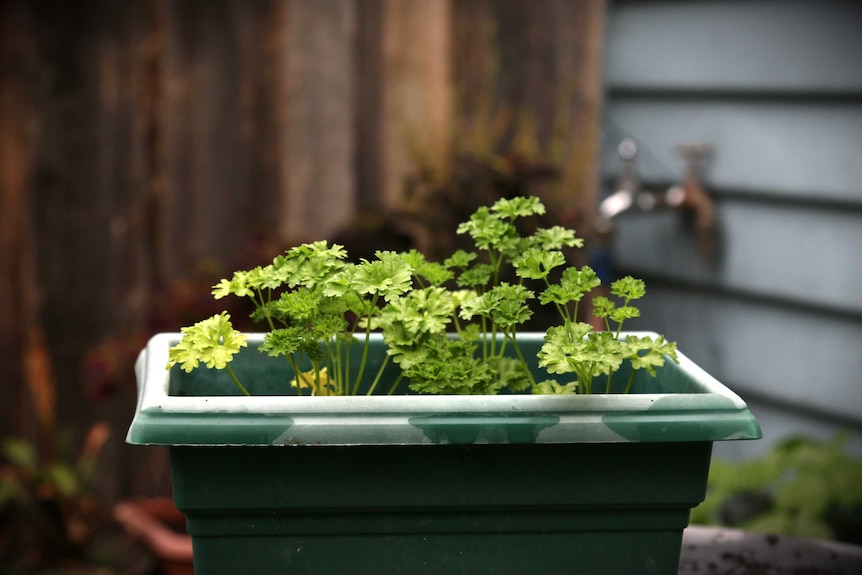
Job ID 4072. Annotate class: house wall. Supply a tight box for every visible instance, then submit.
[602,0,862,458]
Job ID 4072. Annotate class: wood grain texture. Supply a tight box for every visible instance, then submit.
[1,0,608,499]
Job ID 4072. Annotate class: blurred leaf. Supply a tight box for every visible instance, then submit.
[77,423,111,484]
[0,474,19,506]
[1,439,39,473]
[45,464,78,498]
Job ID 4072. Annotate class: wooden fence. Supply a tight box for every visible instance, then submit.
[1,0,604,499]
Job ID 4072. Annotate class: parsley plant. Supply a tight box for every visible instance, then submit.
[167,196,678,395]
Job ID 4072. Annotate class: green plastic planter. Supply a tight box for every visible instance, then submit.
[128,332,760,575]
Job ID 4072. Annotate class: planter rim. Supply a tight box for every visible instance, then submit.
[128,332,761,446]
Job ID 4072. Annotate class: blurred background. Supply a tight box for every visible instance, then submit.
[1,0,861,572]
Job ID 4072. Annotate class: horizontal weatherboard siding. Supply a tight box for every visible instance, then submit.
[606,0,862,92]
[602,99,862,203]
[603,0,862,455]
[625,286,862,426]
[612,201,862,314]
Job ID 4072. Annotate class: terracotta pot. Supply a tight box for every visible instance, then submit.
[114,497,194,575]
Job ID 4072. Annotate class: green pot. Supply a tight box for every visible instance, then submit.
[128,332,760,575]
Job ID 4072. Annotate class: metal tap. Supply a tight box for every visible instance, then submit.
[598,138,640,220]
[598,139,717,261]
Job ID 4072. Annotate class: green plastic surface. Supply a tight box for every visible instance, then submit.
[171,441,712,575]
[127,332,761,574]
[128,332,761,446]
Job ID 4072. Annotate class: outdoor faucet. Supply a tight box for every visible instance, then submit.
[598,139,717,261]
[675,142,717,260]
[598,138,641,220]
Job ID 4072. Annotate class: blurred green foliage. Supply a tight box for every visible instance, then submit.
[691,433,862,544]
[0,424,111,575]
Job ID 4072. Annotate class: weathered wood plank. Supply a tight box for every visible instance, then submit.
[0,0,32,439]
[448,0,606,218]
[232,1,286,245]
[354,0,384,212]
[379,0,451,209]
[280,0,356,242]
[606,0,862,92]
[18,0,168,501]
[155,0,290,277]
[27,0,115,437]
[3,0,611,501]
[162,0,249,276]
[89,0,159,502]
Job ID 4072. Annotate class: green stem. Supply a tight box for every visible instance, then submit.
[543,278,568,323]
[480,315,490,358]
[615,297,630,339]
[285,354,305,396]
[489,250,503,357]
[386,373,404,395]
[607,320,630,394]
[351,295,379,395]
[343,337,351,396]
[256,291,276,331]
[509,333,537,390]
[555,300,567,323]
[312,362,321,395]
[624,370,636,394]
[325,339,338,396]
[226,365,250,396]
[497,330,509,356]
[490,322,498,357]
[582,366,594,395]
[337,338,348,396]
[365,355,391,396]
[452,312,463,336]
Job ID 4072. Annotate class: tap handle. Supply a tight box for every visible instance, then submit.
[618,138,638,160]
[676,142,713,183]
[674,143,717,263]
[616,138,640,193]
